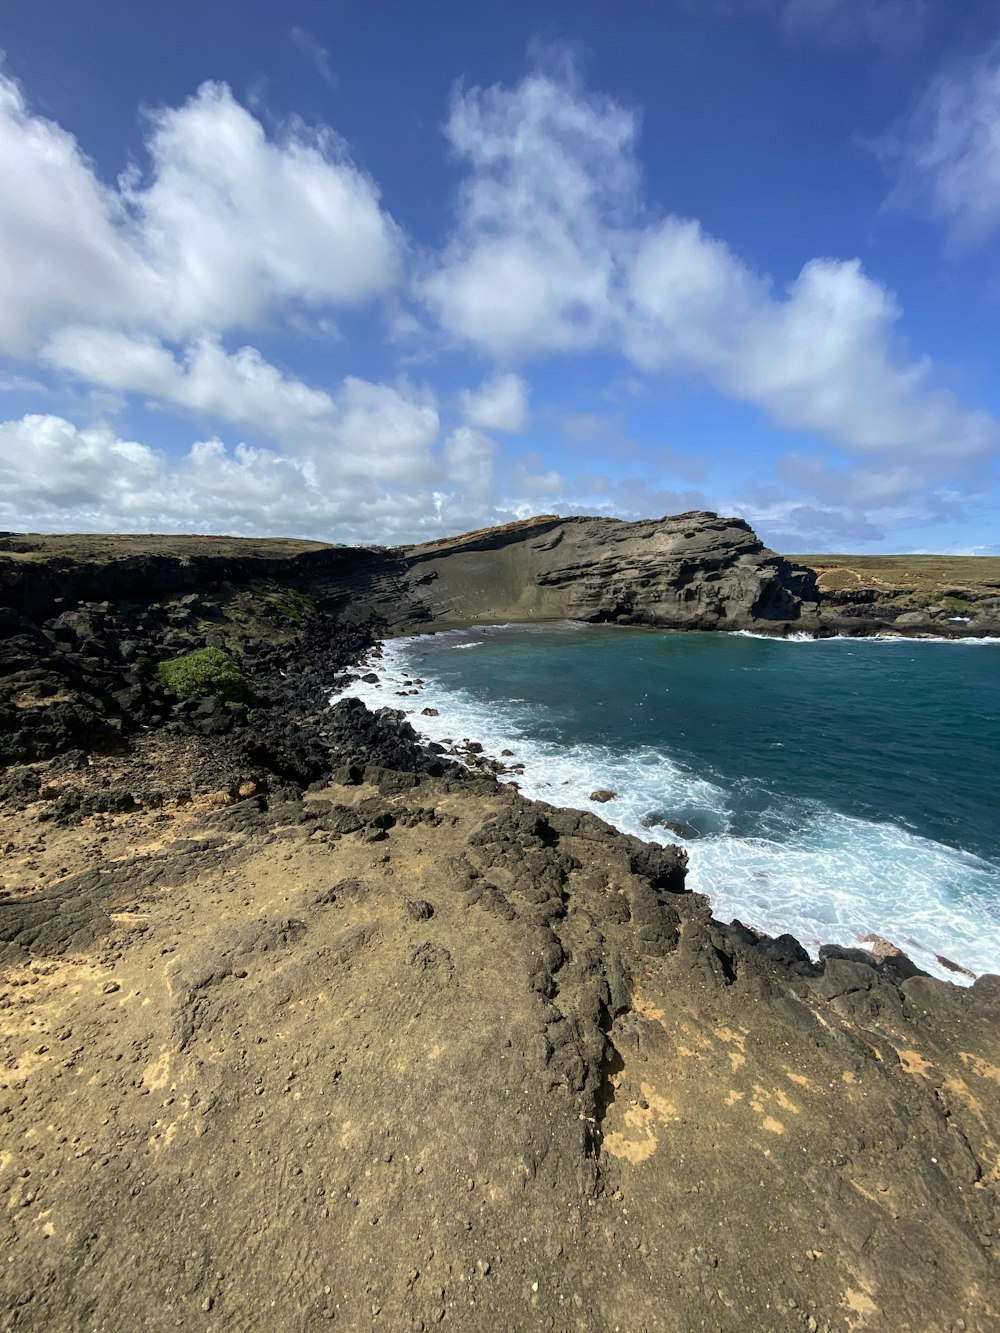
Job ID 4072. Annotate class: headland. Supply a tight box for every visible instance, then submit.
[2,516,999,1331]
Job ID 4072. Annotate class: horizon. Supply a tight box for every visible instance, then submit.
[1,1,999,554]
[6,509,1000,561]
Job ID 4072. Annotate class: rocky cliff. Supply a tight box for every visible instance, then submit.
[1,530,999,1330]
[372,512,820,632]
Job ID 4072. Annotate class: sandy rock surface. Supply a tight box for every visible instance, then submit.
[2,728,999,1331]
[1,525,999,1331]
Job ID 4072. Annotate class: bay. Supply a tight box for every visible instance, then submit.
[338,624,1000,983]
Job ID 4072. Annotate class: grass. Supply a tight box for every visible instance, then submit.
[262,587,316,623]
[789,554,1000,608]
[0,534,331,566]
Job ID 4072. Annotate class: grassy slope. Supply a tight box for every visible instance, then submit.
[790,554,1000,610]
[0,534,331,564]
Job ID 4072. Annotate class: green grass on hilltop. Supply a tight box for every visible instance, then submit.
[790,554,1000,605]
[0,534,330,565]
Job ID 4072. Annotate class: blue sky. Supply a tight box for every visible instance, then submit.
[1,0,999,552]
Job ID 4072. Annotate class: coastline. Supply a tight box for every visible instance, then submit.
[3,527,1000,1327]
[390,613,1000,642]
[337,625,1000,984]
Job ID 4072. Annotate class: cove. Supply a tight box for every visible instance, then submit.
[341,623,1000,983]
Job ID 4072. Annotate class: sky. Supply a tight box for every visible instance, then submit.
[1,1,999,553]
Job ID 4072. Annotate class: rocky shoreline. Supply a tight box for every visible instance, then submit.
[2,523,1000,1330]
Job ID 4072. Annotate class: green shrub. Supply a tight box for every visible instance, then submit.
[264,588,316,623]
[155,647,254,703]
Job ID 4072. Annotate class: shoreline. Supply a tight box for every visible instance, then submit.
[391,614,1000,643]
[338,625,1000,985]
[3,527,1000,1326]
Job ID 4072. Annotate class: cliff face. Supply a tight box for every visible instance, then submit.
[2,531,1000,1329]
[0,533,375,621]
[792,553,1000,639]
[381,512,820,631]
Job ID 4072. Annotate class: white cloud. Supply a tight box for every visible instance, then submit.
[0,371,48,395]
[508,453,566,499]
[290,27,336,88]
[741,497,888,550]
[422,63,998,525]
[128,82,401,334]
[0,71,401,356]
[3,57,997,551]
[43,327,440,484]
[418,64,635,359]
[877,44,1000,247]
[458,372,529,432]
[0,415,163,520]
[331,377,440,485]
[442,426,495,496]
[0,412,451,541]
[0,75,146,357]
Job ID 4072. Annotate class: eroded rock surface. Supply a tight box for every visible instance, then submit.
[379,512,820,631]
[1,529,999,1330]
[2,719,999,1331]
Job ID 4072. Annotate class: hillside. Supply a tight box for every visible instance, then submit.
[0,521,998,1330]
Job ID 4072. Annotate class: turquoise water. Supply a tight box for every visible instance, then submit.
[338,624,1000,982]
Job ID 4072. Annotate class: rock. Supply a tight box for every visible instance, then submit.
[894,611,932,628]
[589,790,617,803]
[0,533,999,1333]
[392,513,817,632]
[420,707,439,716]
[936,953,976,979]
[641,814,700,839]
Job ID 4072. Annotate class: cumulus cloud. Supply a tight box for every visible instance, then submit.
[458,372,529,432]
[3,57,996,549]
[442,426,496,496]
[743,498,888,551]
[422,62,998,529]
[508,453,566,499]
[43,327,441,485]
[0,416,163,523]
[0,413,458,541]
[43,328,336,438]
[418,63,636,359]
[330,377,440,485]
[631,242,996,462]
[0,71,401,356]
[877,44,1000,247]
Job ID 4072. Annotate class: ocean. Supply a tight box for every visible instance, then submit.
[335,623,1000,984]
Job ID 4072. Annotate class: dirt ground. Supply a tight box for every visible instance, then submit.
[2,732,999,1333]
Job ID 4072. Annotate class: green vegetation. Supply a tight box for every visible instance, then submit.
[790,554,1000,610]
[155,647,254,703]
[0,533,331,566]
[263,586,316,623]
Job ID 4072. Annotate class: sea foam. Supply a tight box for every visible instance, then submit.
[332,631,1000,984]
